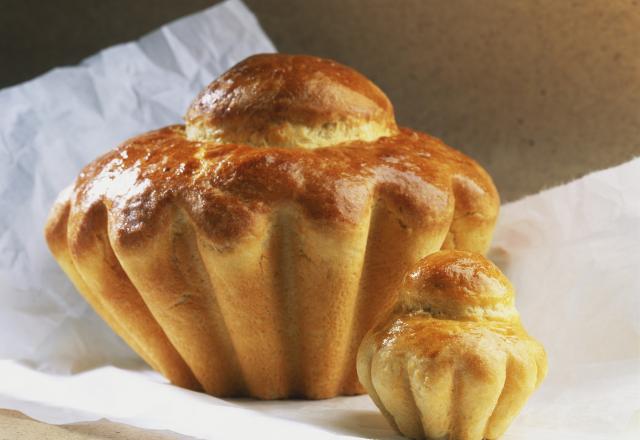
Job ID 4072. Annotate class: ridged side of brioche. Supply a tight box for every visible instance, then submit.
[44,128,497,398]
[357,251,547,438]
[45,190,202,391]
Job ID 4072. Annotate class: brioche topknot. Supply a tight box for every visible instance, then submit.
[185,54,398,148]
[398,250,519,322]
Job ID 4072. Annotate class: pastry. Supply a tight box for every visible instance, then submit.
[45,54,499,399]
[357,250,547,439]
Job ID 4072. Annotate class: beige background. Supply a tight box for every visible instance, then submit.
[1,1,638,438]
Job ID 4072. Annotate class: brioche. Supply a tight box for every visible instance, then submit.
[45,54,499,399]
[357,250,547,439]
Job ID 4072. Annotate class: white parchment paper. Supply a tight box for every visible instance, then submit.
[0,1,638,438]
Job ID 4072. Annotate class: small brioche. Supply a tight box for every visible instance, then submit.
[357,250,547,439]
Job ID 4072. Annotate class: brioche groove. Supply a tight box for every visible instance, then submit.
[69,203,160,374]
[295,205,372,397]
[485,355,517,438]
[45,54,500,399]
[64,202,201,390]
[402,358,424,439]
[179,208,247,395]
[273,208,301,396]
[196,211,292,398]
[112,205,246,395]
[407,354,455,437]
[44,198,158,372]
[339,199,381,393]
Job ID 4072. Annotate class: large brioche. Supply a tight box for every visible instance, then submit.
[45,54,499,399]
[357,250,547,439]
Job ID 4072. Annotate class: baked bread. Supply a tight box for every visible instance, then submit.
[357,250,547,439]
[45,54,499,399]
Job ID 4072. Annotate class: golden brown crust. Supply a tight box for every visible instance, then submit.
[45,54,500,399]
[398,250,517,322]
[357,250,547,439]
[65,126,497,250]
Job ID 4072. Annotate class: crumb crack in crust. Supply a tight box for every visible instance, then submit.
[45,54,499,399]
[357,250,547,439]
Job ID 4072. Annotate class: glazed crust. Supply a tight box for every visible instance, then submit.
[45,54,499,399]
[185,54,397,148]
[357,251,547,439]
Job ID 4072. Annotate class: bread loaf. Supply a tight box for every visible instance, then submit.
[45,54,499,399]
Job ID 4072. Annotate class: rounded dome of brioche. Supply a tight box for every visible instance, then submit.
[398,250,518,322]
[185,54,398,148]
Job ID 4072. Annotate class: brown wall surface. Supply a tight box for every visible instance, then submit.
[1,0,639,201]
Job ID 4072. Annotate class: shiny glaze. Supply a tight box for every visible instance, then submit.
[186,54,395,131]
[398,250,517,321]
[370,250,538,366]
[67,126,496,249]
[374,314,531,360]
